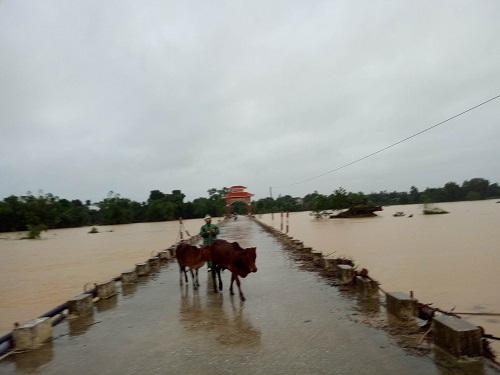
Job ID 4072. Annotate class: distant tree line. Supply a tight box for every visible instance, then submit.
[252,178,500,213]
[0,178,498,233]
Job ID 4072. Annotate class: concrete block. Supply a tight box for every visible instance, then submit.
[148,256,160,267]
[136,262,150,276]
[323,257,337,269]
[311,250,323,263]
[337,264,354,283]
[168,245,176,257]
[278,234,289,242]
[433,314,482,358]
[13,317,52,350]
[159,250,171,260]
[302,246,312,253]
[166,248,175,258]
[355,276,378,297]
[292,240,304,250]
[67,293,94,317]
[121,269,138,284]
[385,292,417,321]
[96,279,117,299]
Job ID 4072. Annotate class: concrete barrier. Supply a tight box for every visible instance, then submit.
[13,317,52,350]
[96,280,117,299]
[148,256,160,267]
[168,245,177,257]
[67,293,94,317]
[159,250,171,260]
[385,292,417,321]
[355,276,379,298]
[432,314,482,358]
[166,245,175,256]
[135,262,150,276]
[337,264,354,283]
[121,269,138,284]
[323,257,337,269]
[311,250,323,263]
[279,234,291,244]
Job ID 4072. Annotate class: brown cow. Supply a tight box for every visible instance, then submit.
[209,239,257,301]
[176,242,211,289]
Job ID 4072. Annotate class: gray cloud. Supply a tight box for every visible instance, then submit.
[1,0,499,203]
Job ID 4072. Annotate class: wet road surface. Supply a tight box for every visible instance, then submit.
[1,217,496,374]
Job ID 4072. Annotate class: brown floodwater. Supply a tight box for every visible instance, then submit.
[0,217,207,335]
[258,199,500,353]
[1,201,499,354]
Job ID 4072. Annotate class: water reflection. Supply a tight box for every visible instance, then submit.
[149,265,161,275]
[95,295,118,312]
[356,293,380,313]
[68,314,94,336]
[179,285,261,347]
[10,342,54,374]
[121,283,138,297]
[433,347,485,375]
[223,217,255,248]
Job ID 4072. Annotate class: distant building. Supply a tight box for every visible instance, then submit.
[223,185,254,217]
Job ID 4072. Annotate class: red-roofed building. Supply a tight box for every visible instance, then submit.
[223,185,254,217]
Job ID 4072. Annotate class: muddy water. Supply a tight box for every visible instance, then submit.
[259,199,500,353]
[0,217,208,335]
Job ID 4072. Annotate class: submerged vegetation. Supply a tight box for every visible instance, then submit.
[0,178,498,233]
[21,224,48,239]
[423,208,449,215]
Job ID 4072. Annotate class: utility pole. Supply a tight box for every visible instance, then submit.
[270,187,274,220]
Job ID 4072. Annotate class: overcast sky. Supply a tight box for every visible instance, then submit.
[1,1,499,203]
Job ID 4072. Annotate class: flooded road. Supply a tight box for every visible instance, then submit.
[0,217,206,334]
[259,199,500,354]
[2,216,492,374]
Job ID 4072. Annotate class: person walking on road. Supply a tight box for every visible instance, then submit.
[200,214,219,271]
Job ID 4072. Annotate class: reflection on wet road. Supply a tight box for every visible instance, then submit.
[179,286,261,348]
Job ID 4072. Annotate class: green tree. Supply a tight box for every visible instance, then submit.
[442,182,461,202]
[165,190,186,218]
[462,178,489,200]
[309,193,329,211]
[488,183,500,198]
[148,190,165,202]
[398,192,409,205]
[273,195,300,212]
[230,201,248,215]
[0,195,26,231]
[329,187,349,210]
[252,197,276,214]
[24,224,48,239]
[192,197,217,217]
[97,192,134,225]
[409,186,420,204]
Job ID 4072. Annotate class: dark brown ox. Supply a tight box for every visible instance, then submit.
[176,242,211,289]
[210,239,257,301]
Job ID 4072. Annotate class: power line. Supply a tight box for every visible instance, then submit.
[271,93,500,189]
